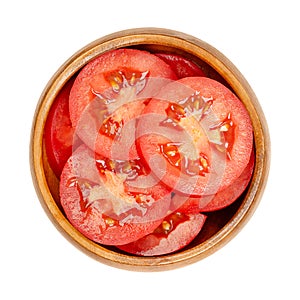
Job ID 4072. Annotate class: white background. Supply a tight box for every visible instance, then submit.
[1,0,299,299]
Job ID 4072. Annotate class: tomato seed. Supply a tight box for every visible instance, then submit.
[105,217,116,227]
[162,220,172,233]
[210,113,235,160]
[160,142,210,177]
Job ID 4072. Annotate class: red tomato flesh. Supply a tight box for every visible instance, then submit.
[117,212,206,256]
[60,145,171,245]
[136,77,253,197]
[136,98,213,197]
[155,53,206,78]
[44,78,81,178]
[173,149,255,213]
[69,49,177,160]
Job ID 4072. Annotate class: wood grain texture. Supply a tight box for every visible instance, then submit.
[30,28,270,271]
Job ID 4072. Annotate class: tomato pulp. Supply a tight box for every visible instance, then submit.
[172,150,255,213]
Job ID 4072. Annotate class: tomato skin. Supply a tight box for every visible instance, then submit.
[155,53,206,78]
[69,49,177,160]
[173,150,255,213]
[60,145,171,245]
[117,212,206,256]
[44,78,81,178]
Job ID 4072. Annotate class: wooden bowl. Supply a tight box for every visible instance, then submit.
[30,28,270,271]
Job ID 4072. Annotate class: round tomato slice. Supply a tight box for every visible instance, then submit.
[69,48,177,160]
[155,53,206,78]
[137,77,253,197]
[60,145,171,245]
[44,77,81,178]
[173,149,255,213]
[117,212,206,256]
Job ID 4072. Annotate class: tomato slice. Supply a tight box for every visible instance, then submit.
[155,53,230,87]
[173,149,255,213]
[117,212,206,256]
[136,77,253,197]
[69,49,177,160]
[60,145,171,245]
[44,77,81,178]
[155,53,206,78]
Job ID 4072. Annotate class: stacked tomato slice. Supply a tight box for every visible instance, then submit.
[44,48,254,256]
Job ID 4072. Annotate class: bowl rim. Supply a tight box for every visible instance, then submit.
[30,27,271,271]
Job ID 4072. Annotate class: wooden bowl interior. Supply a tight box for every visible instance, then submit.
[31,29,270,271]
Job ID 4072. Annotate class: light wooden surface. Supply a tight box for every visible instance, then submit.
[30,28,270,271]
